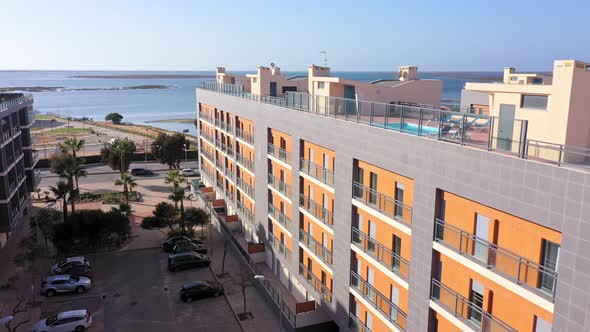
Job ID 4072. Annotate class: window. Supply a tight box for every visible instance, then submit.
[521,94,548,110]
[369,172,378,205]
[534,316,552,332]
[468,280,484,325]
[394,183,405,217]
[252,77,257,83]
[539,240,560,292]
[392,235,402,270]
[317,82,325,89]
[510,76,518,81]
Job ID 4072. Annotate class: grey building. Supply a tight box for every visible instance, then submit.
[0,93,39,247]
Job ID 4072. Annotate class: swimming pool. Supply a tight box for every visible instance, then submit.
[375,122,440,135]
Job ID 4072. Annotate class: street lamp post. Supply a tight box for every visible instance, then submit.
[182,129,190,163]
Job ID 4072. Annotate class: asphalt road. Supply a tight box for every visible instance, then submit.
[40,248,242,332]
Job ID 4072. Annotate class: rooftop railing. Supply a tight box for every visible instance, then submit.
[350,271,407,330]
[300,158,334,186]
[268,204,292,230]
[349,312,372,332]
[351,227,409,280]
[299,193,334,227]
[352,182,412,226]
[198,82,590,171]
[236,153,255,172]
[434,219,557,297]
[299,228,333,266]
[268,142,290,163]
[0,94,32,112]
[299,263,332,303]
[431,279,516,332]
[267,173,291,197]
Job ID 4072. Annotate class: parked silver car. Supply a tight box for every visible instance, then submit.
[51,256,90,274]
[41,274,92,297]
[32,309,93,332]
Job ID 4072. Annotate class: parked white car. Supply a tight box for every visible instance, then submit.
[182,168,199,177]
[32,309,92,332]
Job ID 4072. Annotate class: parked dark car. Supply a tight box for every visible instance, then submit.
[168,252,210,272]
[56,265,95,279]
[162,236,204,252]
[179,280,224,302]
[172,242,207,255]
[131,168,154,176]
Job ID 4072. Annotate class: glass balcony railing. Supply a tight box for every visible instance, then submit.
[351,227,409,280]
[298,263,332,303]
[299,194,333,226]
[199,112,214,124]
[350,271,407,330]
[267,143,289,163]
[352,182,412,226]
[434,219,558,297]
[200,166,213,180]
[349,312,372,332]
[200,131,215,145]
[300,158,334,187]
[431,279,516,332]
[299,228,333,266]
[33,169,41,189]
[215,159,224,170]
[31,150,39,166]
[236,200,254,223]
[268,204,292,230]
[236,153,255,172]
[200,149,214,162]
[267,173,291,197]
[235,127,254,145]
[236,177,255,199]
[267,233,292,261]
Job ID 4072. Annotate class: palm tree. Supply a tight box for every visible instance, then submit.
[60,138,85,189]
[55,155,87,213]
[168,187,189,232]
[114,173,137,206]
[164,170,186,208]
[112,139,136,176]
[50,181,70,222]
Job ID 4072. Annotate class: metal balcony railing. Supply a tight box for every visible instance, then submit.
[430,279,516,332]
[268,204,292,230]
[267,233,292,261]
[267,143,289,163]
[352,182,412,226]
[236,153,255,172]
[351,227,409,280]
[298,263,332,303]
[299,229,333,266]
[236,127,254,145]
[349,312,372,332]
[300,158,334,186]
[0,94,31,112]
[350,271,407,330]
[236,177,255,199]
[299,194,333,226]
[434,219,558,297]
[267,173,291,197]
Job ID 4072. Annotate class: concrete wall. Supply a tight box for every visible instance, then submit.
[197,88,590,332]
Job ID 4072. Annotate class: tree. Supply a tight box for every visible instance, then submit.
[50,153,86,213]
[151,133,190,169]
[101,138,136,175]
[168,188,191,232]
[105,112,123,124]
[59,138,85,189]
[49,181,70,222]
[164,170,186,208]
[3,296,30,332]
[185,207,209,238]
[153,202,178,230]
[114,173,137,206]
[112,202,133,218]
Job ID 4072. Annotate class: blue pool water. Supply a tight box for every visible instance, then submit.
[382,122,440,135]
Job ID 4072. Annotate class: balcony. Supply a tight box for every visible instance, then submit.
[215,159,224,170]
[267,173,291,197]
[199,112,214,124]
[434,219,557,297]
[201,166,213,180]
[225,187,235,203]
[299,194,333,227]
[220,120,234,134]
[268,204,292,230]
[30,150,39,167]
[349,312,372,332]
[430,279,516,332]
[27,109,35,125]
[236,177,255,199]
[350,271,407,330]
[268,143,289,163]
[236,127,254,145]
[200,132,215,145]
[351,227,409,280]
[298,263,332,303]
[267,233,292,261]
[33,169,41,189]
[236,200,254,223]
[214,117,220,127]
[200,148,214,162]
[299,228,333,266]
[300,158,334,187]
[236,153,255,172]
[223,166,232,177]
[352,182,412,227]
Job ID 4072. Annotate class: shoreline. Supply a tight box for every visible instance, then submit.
[0,85,173,93]
[70,74,215,79]
[144,118,195,124]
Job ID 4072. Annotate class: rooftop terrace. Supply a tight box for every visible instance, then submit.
[199,82,590,172]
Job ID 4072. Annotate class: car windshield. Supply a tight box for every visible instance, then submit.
[183,281,204,289]
[46,315,58,325]
[57,259,67,267]
[70,276,80,282]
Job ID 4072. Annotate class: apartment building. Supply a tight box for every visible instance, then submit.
[0,93,39,248]
[462,60,590,165]
[196,63,590,332]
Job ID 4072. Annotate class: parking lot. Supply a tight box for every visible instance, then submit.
[40,248,242,332]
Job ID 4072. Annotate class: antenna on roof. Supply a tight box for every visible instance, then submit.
[320,50,328,67]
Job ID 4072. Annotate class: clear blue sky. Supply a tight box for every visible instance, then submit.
[2,0,589,71]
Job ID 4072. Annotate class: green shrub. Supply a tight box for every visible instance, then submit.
[141,216,160,229]
[167,228,194,238]
[102,191,141,204]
